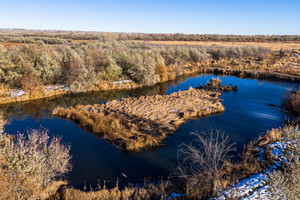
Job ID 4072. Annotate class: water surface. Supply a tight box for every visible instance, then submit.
[2,74,298,189]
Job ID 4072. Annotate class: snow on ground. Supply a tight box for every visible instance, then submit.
[10,89,26,97]
[44,84,69,92]
[216,173,269,200]
[215,140,289,200]
[112,80,133,84]
[1,84,69,98]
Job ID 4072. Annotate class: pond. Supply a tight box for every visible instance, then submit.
[1,74,298,189]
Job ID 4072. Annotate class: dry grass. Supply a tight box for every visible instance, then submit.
[268,124,300,199]
[175,127,286,199]
[221,128,283,184]
[285,88,300,116]
[143,40,300,51]
[177,130,236,199]
[53,88,224,151]
[60,181,173,200]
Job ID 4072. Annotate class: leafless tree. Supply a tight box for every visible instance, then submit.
[177,129,235,198]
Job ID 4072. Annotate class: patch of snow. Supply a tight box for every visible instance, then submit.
[216,173,268,200]
[10,90,26,97]
[244,185,275,200]
[268,141,288,169]
[215,140,290,200]
[112,80,133,85]
[44,84,69,92]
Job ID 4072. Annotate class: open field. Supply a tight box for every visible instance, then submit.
[143,40,300,51]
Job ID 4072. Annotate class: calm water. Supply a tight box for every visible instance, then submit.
[1,74,298,189]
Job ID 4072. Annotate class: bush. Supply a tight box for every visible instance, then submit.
[60,47,97,92]
[0,128,72,187]
[177,130,235,199]
[97,60,123,81]
[285,88,300,116]
[21,74,44,95]
[189,48,209,63]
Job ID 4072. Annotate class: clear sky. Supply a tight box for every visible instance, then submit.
[0,0,299,35]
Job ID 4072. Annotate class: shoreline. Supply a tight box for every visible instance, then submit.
[0,65,299,106]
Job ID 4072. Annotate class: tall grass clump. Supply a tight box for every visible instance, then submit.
[285,88,300,116]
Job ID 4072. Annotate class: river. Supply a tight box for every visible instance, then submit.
[1,73,298,189]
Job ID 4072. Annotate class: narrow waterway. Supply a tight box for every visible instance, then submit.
[1,74,298,189]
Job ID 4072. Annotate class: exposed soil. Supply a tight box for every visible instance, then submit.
[53,87,224,151]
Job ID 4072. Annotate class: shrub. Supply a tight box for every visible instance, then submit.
[60,47,97,92]
[0,128,72,187]
[177,130,235,199]
[21,74,44,96]
[285,88,300,116]
[189,48,209,63]
[97,60,123,81]
[126,51,160,85]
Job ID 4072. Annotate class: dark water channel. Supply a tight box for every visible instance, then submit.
[1,74,298,189]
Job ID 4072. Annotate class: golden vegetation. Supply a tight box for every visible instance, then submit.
[177,125,298,199]
[53,87,224,151]
[60,181,173,200]
[198,78,238,92]
[269,124,300,199]
[285,88,300,116]
[144,40,300,51]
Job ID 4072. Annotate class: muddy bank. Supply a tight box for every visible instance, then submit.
[53,87,224,151]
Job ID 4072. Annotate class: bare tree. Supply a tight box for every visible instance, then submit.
[177,129,235,198]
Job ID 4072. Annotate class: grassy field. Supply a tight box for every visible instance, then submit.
[142,40,300,51]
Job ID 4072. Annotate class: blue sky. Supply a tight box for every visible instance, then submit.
[0,0,299,35]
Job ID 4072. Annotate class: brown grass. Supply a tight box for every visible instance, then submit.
[285,88,300,116]
[54,87,225,151]
[220,128,283,187]
[60,181,173,200]
[143,40,300,51]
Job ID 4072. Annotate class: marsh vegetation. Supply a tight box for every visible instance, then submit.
[1,30,300,199]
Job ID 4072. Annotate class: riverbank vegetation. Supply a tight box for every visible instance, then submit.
[0,111,299,199]
[1,31,299,100]
[0,40,272,91]
[0,115,72,199]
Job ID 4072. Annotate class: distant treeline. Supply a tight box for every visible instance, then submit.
[1,29,300,44]
[0,40,270,92]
